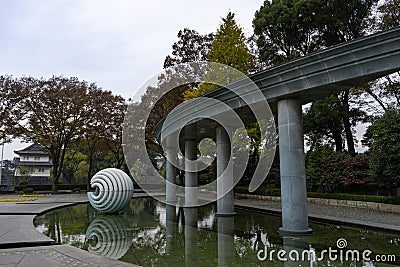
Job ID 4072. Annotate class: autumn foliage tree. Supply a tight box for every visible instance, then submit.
[80,89,127,188]
[184,12,252,100]
[128,27,215,160]
[0,75,24,144]
[12,76,125,192]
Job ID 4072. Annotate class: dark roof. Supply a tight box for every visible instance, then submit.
[14,161,53,166]
[13,157,52,166]
[14,143,48,155]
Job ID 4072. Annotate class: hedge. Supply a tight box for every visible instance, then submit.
[14,184,88,192]
[234,186,400,205]
[235,186,280,197]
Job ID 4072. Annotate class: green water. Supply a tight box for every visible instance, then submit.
[34,197,399,266]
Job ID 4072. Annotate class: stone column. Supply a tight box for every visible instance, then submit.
[277,99,312,234]
[166,145,177,205]
[216,127,235,216]
[185,140,198,207]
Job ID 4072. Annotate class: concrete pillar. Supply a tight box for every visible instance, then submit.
[185,140,198,207]
[217,216,235,266]
[277,99,312,234]
[166,147,177,205]
[216,127,235,216]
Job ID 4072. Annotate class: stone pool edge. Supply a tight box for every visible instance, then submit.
[0,194,138,267]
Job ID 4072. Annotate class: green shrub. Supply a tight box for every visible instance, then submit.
[305,146,369,192]
[235,186,281,196]
[15,184,87,192]
[235,186,400,205]
[22,188,34,194]
[306,145,333,191]
[58,184,87,191]
[367,109,400,188]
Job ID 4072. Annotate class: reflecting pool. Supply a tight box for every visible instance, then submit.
[34,197,400,266]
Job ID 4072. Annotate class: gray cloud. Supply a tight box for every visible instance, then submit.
[0,0,264,159]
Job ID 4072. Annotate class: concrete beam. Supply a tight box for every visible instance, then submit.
[155,27,400,141]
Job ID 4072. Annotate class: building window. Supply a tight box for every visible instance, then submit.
[23,156,29,161]
[38,168,45,173]
[34,157,41,161]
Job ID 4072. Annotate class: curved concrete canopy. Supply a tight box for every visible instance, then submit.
[155,27,400,141]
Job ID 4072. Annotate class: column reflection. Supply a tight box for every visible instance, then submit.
[165,204,177,255]
[184,207,198,265]
[282,236,312,267]
[217,216,235,266]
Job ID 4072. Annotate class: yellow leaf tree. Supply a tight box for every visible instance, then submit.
[183,12,252,100]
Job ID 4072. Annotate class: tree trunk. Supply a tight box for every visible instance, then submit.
[332,128,343,152]
[86,152,94,191]
[51,149,60,193]
[342,90,356,156]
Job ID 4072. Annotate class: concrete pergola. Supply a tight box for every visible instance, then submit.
[155,27,400,235]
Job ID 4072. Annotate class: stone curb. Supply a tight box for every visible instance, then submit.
[235,193,400,214]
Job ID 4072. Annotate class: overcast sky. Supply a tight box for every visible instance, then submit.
[0,0,265,159]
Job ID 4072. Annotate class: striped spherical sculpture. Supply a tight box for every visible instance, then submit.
[87,168,134,213]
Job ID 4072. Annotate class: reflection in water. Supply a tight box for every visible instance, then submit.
[165,204,177,255]
[218,216,235,266]
[184,207,198,265]
[282,236,312,267]
[34,198,400,266]
[85,215,132,259]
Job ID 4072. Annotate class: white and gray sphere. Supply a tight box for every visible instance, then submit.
[87,168,134,213]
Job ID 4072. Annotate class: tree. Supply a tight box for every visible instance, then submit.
[208,12,252,73]
[15,165,32,186]
[163,28,214,69]
[367,0,400,32]
[126,28,214,164]
[253,0,321,66]
[0,75,24,144]
[366,109,400,188]
[15,76,115,192]
[316,0,377,46]
[303,96,345,152]
[253,0,375,154]
[61,150,88,184]
[304,93,367,153]
[104,99,127,169]
[315,0,376,154]
[315,0,377,155]
[183,12,252,100]
[79,89,127,188]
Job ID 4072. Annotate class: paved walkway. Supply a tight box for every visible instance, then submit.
[0,193,399,267]
[235,196,400,232]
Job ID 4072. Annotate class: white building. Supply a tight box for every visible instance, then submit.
[14,143,52,184]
